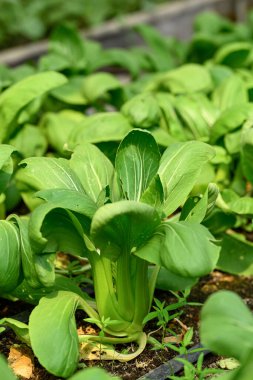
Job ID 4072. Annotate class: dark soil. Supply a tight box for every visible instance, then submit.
[0,271,253,380]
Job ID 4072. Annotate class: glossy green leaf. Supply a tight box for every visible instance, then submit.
[0,71,67,142]
[0,220,21,293]
[70,144,114,203]
[115,129,160,201]
[180,183,219,223]
[200,290,253,362]
[29,291,82,378]
[158,141,215,215]
[91,200,160,260]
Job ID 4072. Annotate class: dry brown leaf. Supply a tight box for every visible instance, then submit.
[8,346,33,379]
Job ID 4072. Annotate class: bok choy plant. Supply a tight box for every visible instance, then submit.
[4,129,220,377]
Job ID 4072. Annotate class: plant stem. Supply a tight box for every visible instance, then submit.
[116,248,135,322]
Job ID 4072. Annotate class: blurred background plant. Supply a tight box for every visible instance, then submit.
[0,0,168,49]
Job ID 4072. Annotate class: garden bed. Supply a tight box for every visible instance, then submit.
[1,271,253,380]
[0,0,250,66]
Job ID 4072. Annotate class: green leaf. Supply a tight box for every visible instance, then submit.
[121,93,161,128]
[9,124,47,158]
[29,189,97,255]
[0,71,67,142]
[0,318,29,344]
[173,95,210,141]
[16,156,84,209]
[158,141,215,215]
[69,144,114,203]
[51,77,88,105]
[49,25,86,71]
[115,129,160,201]
[228,197,253,215]
[214,42,252,68]
[241,127,253,184]
[41,110,86,156]
[69,112,132,145]
[217,232,253,275]
[69,367,121,380]
[0,355,17,380]
[141,174,164,209]
[162,64,213,94]
[29,291,82,377]
[154,267,197,292]
[91,200,160,260]
[159,221,219,277]
[200,290,253,362]
[82,73,121,102]
[0,220,21,293]
[180,183,219,223]
[209,104,253,144]
[0,144,16,194]
[8,215,42,288]
[212,74,248,111]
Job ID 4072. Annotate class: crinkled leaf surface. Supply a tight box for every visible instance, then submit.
[115,129,160,201]
[29,291,82,378]
[158,141,215,216]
